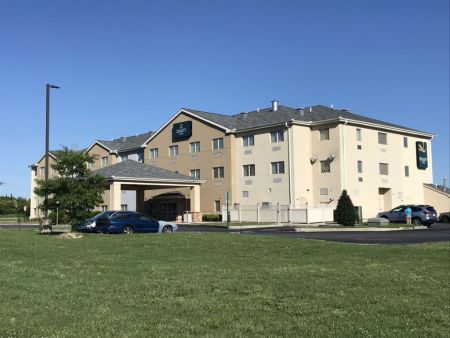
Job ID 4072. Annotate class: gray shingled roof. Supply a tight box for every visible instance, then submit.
[97,131,154,152]
[424,183,450,196]
[183,105,426,134]
[93,159,199,181]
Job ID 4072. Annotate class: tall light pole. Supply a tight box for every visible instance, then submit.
[44,83,60,217]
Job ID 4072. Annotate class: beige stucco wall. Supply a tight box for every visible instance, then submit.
[423,186,450,214]
[30,156,58,219]
[144,112,232,213]
[86,144,118,170]
[232,127,290,206]
[340,123,433,219]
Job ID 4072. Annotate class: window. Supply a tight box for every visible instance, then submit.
[137,153,144,163]
[120,155,128,162]
[357,161,363,174]
[87,162,93,170]
[271,130,284,143]
[213,166,224,178]
[169,145,178,157]
[150,148,159,159]
[403,137,408,148]
[121,204,128,211]
[320,188,328,195]
[190,169,200,179]
[271,161,285,174]
[319,128,330,140]
[243,135,255,147]
[39,167,46,176]
[101,205,107,212]
[212,138,224,150]
[320,160,330,173]
[242,191,249,198]
[190,141,200,153]
[378,132,387,145]
[404,165,410,177]
[101,156,108,167]
[356,128,362,142]
[214,200,221,212]
[243,164,255,176]
[379,163,389,175]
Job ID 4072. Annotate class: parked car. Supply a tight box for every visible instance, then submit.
[438,212,450,223]
[377,205,438,226]
[95,211,178,234]
[77,211,119,232]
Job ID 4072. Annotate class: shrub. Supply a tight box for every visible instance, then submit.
[48,211,71,225]
[202,214,222,222]
[335,190,357,226]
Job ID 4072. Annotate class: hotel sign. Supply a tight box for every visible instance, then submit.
[172,121,192,141]
[416,141,428,170]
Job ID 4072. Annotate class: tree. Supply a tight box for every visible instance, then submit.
[34,147,106,225]
[335,190,357,226]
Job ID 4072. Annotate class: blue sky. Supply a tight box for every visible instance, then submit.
[0,0,448,198]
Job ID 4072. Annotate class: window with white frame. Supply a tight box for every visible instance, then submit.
[357,161,363,174]
[404,165,410,177]
[271,161,285,174]
[214,200,221,212]
[39,167,46,176]
[243,164,255,177]
[121,204,128,211]
[242,191,249,198]
[403,136,408,148]
[379,163,389,175]
[150,148,159,159]
[270,130,284,143]
[101,156,108,167]
[101,205,107,212]
[120,155,128,162]
[378,132,387,145]
[212,138,224,150]
[87,162,93,170]
[319,128,330,140]
[320,160,330,173]
[356,128,362,142]
[190,169,200,179]
[190,141,200,153]
[242,135,255,147]
[213,166,224,178]
[169,145,178,157]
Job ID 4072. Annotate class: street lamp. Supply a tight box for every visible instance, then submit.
[44,83,60,217]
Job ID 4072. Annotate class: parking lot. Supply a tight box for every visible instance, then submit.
[1,222,449,244]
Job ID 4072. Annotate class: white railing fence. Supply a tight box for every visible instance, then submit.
[222,203,336,224]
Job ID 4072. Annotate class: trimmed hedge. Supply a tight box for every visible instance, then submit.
[202,214,222,222]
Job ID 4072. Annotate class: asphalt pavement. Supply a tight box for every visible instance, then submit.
[2,222,449,245]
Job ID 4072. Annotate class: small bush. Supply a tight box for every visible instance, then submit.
[335,190,357,226]
[202,214,222,222]
[48,211,71,225]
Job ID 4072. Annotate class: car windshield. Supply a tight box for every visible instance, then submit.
[92,211,115,220]
[426,207,436,213]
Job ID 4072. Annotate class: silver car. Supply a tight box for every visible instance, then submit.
[377,205,438,226]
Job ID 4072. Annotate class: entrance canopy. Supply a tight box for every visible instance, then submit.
[93,160,203,212]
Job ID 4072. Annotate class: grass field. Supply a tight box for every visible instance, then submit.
[0,230,448,337]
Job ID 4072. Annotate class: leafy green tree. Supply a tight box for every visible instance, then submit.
[335,190,357,226]
[34,147,106,225]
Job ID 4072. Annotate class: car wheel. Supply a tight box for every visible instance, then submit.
[123,225,133,234]
[162,225,173,233]
[412,218,422,225]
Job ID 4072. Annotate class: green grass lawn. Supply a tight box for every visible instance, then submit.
[0,230,448,337]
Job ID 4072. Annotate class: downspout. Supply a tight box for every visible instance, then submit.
[341,119,348,191]
[285,122,292,205]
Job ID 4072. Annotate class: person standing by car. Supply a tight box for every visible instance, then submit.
[405,206,412,225]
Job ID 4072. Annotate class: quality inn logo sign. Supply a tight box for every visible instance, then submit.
[416,141,428,170]
[172,121,192,141]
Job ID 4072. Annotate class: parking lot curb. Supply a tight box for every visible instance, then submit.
[295,226,427,232]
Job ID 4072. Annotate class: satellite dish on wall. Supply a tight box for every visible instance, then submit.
[328,154,336,161]
[310,156,317,164]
